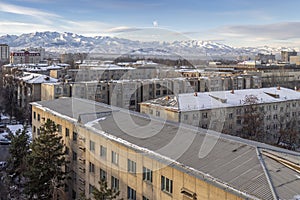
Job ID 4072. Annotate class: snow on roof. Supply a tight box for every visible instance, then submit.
[18,72,58,84]
[143,87,300,111]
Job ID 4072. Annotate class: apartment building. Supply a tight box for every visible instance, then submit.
[281,51,297,62]
[4,72,58,108]
[10,50,41,64]
[70,78,193,111]
[0,44,9,62]
[31,97,300,200]
[140,87,300,146]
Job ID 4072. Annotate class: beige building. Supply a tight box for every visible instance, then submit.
[31,98,300,200]
[140,87,300,146]
[41,82,71,100]
[281,51,297,62]
[289,56,300,66]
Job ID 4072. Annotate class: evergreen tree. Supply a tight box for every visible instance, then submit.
[25,119,68,199]
[6,126,30,198]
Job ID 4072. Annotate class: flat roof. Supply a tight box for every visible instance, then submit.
[141,87,300,111]
[32,97,300,200]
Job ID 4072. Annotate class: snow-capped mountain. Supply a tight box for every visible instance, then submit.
[0,31,297,58]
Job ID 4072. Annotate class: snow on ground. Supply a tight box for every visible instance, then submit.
[6,124,32,141]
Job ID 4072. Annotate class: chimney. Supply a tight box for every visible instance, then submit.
[277,85,280,90]
[231,89,234,94]
[194,92,198,96]
[165,96,170,100]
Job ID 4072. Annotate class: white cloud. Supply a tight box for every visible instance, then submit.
[0,2,60,18]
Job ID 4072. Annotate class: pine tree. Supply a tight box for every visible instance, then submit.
[24,119,68,199]
[6,126,30,198]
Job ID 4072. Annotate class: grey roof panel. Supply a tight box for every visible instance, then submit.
[32,98,300,200]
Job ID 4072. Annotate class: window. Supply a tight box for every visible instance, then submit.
[236,108,241,115]
[65,128,69,137]
[273,105,278,110]
[65,147,69,155]
[33,112,36,120]
[89,184,94,194]
[37,114,40,121]
[156,90,161,96]
[202,112,208,119]
[100,169,107,181]
[33,126,36,133]
[127,186,136,200]
[100,145,107,159]
[73,131,77,141]
[149,109,153,115]
[72,190,76,199]
[111,151,119,165]
[156,111,160,117]
[127,159,136,174]
[72,151,77,161]
[37,129,40,135]
[273,114,278,120]
[90,140,95,152]
[192,113,198,120]
[142,167,152,182]
[111,176,119,191]
[184,114,188,120]
[229,113,233,119]
[130,100,135,106]
[161,176,173,194]
[89,162,95,173]
[236,119,242,125]
[57,124,62,133]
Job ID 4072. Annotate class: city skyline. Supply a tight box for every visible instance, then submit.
[1,0,300,47]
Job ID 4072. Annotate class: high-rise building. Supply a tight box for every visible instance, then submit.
[281,51,297,62]
[0,44,9,62]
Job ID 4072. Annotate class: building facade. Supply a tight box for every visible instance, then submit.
[10,50,41,64]
[31,98,300,200]
[0,44,9,62]
[140,87,300,148]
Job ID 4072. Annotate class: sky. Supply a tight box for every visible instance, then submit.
[1,0,300,47]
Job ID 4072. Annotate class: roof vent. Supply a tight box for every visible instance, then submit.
[194,92,198,96]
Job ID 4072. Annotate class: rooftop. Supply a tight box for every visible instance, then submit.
[32,97,300,200]
[17,72,58,84]
[141,87,300,111]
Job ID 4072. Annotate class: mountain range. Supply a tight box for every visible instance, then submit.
[0,31,297,59]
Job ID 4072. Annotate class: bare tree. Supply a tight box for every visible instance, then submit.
[241,95,265,142]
